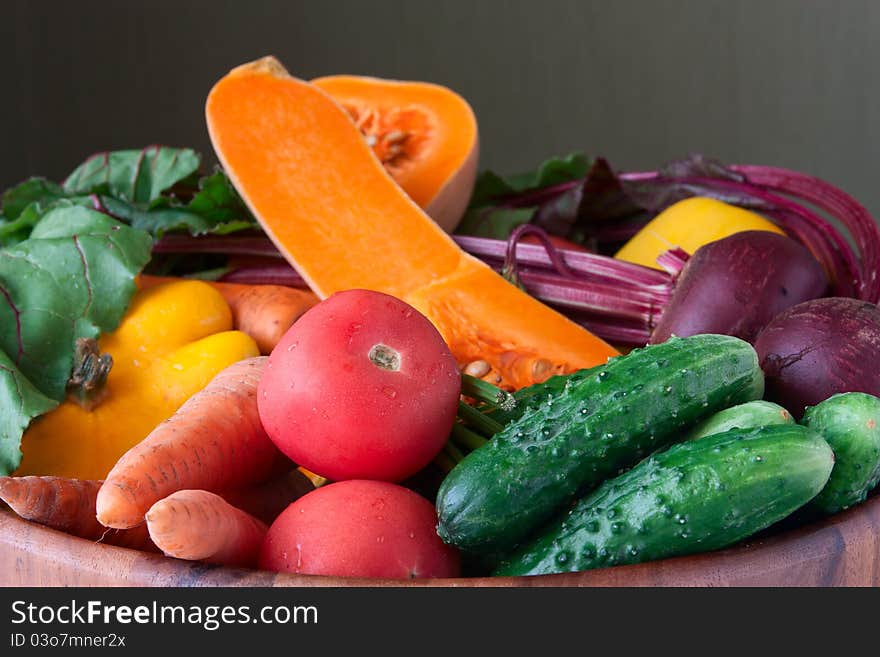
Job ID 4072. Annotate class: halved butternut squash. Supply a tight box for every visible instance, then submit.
[312,74,477,233]
[205,57,618,389]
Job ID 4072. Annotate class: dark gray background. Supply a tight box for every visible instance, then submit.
[2,0,878,217]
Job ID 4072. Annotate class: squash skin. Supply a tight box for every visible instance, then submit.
[206,57,618,389]
[615,197,786,270]
[312,74,478,233]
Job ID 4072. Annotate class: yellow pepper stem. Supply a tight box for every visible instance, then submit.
[66,338,113,410]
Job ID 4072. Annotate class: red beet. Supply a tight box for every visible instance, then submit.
[754,297,880,419]
[650,231,828,345]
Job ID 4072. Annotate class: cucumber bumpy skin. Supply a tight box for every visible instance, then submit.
[684,400,793,441]
[436,334,764,555]
[802,392,880,515]
[488,366,601,426]
[494,424,834,576]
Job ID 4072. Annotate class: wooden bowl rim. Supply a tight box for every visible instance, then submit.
[3,491,879,586]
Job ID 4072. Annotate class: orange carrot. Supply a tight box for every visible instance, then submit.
[97,356,288,529]
[145,490,267,567]
[0,476,156,551]
[138,275,318,354]
[211,281,317,354]
[221,469,314,525]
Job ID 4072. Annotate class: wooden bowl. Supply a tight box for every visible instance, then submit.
[2,493,879,586]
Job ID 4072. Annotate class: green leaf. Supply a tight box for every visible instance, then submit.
[0,205,152,474]
[63,146,201,204]
[507,152,591,192]
[535,157,646,242]
[0,351,57,474]
[2,151,255,243]
[0,203,45,247]
[456,206,535,240]
[0,178,70,245]
[185,170,253,226]
[458,154,653,247]
[0,197,95,247]
[97,170,257,238]
[1,177,66,220]
[468,153,590,208]
[459,153,591,240]
[0,205,152,401]
[467,171,519,209]
[99,196,218,237]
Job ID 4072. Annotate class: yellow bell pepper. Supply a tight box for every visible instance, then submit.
[615,197,786,270]
[15,280,260,479]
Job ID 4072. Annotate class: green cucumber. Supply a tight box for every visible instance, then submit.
[802,392,880,515]
[436,334,764,554]
[488,366,602,425]
[684,400,793,441]
[494,424,834,576]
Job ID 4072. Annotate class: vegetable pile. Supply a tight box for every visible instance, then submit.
[3,54,880,583]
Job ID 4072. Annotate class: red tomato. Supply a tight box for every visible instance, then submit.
[259,480,461,579]
[257,289,461,482]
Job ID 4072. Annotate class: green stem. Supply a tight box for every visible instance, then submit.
[450,423,488,451]
[443,440,466,464]
[433,451,457,474]
[66,338,113,410]
[457,400,505,437]
[461,373,516,412]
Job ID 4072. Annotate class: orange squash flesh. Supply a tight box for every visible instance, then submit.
[206,57,618,389]
[312,74,478,233]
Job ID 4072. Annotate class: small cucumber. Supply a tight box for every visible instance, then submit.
[802,392,880,514]
[436,334,764,555]
[684,400,793,441]
[494,424,834,576]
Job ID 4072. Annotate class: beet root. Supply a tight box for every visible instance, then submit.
[754,297,880,419]
[650,231,828,345]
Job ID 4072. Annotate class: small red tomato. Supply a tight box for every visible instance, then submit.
[259,480,461,579]
[257,289,461,482]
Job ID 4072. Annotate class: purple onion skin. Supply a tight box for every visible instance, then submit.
[650,231,828,345]
[755,298,880,419]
